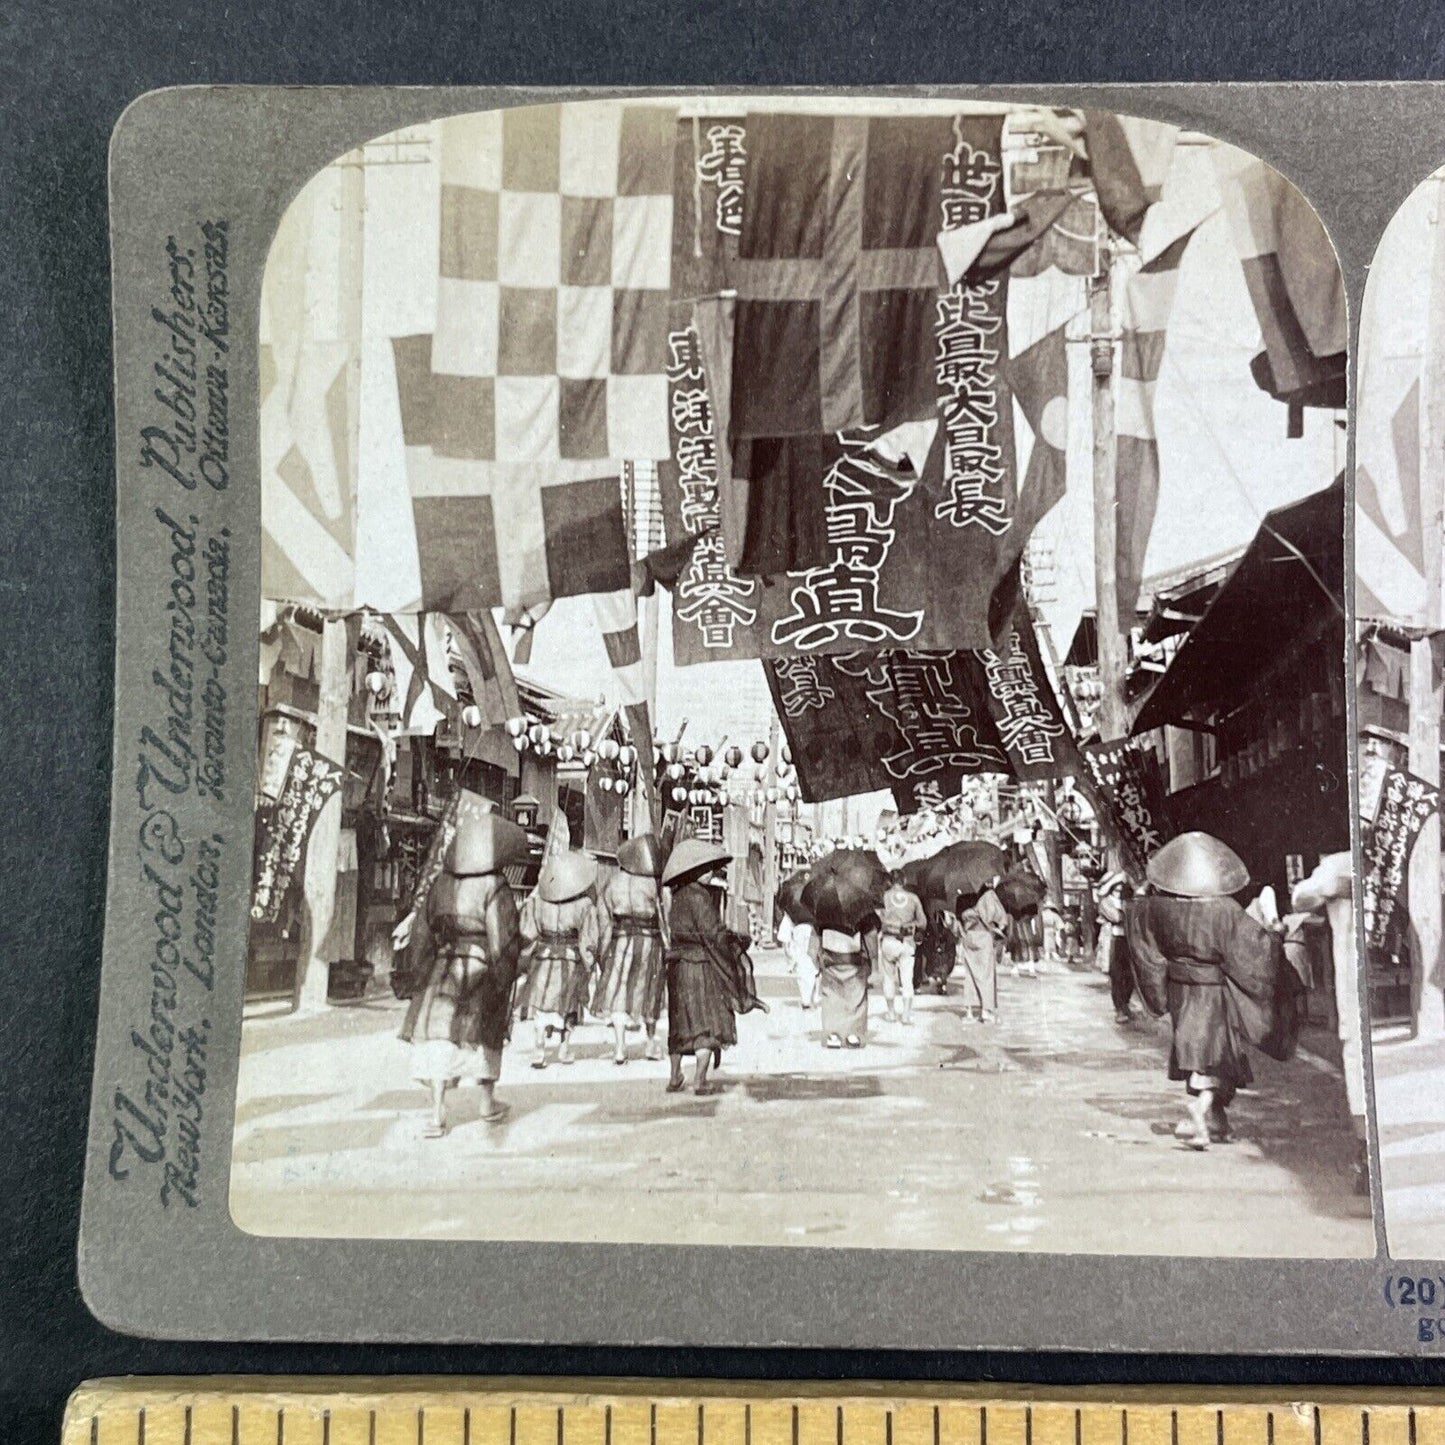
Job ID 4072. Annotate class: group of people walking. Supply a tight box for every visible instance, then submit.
[395,813,767,1136]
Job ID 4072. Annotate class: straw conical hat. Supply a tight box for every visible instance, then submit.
[448,812,531,876]
[618,832,664,877]
[1146,832,1250,899]
[538,850,598,903]
[662,837,731,887]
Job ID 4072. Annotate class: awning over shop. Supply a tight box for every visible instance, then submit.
[1130,476,1344,735]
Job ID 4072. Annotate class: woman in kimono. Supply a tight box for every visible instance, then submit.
[662,838,766,1094]
[1125,831,1296,1150]
[944,880,1009,1022]
[517,849,600,1070]
[398,810,529,1137]
[591,832,667,1065]
[818,920,874,1049]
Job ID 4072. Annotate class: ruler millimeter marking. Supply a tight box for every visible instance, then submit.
[62,1385,1445,1445]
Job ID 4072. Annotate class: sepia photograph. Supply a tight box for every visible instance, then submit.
[1356,163,1445,1258]
[230,95,1365,1256]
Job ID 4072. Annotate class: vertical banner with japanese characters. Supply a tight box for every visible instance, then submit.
[250,745,346,922]
[1362,766,1440,951]
[976,619,1083,782]
[1081,737,1175,871]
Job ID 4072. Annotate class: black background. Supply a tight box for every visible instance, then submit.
[6,3,1445,1442]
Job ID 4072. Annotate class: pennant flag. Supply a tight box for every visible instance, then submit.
[1004,321,1070,538]
[940,191,1073,286]
[624,699,661,831]
[391,332,635,616]
[632,530,704,597]
[251,745,347,923]
[1008,192,1102,279]
[1080,738,1175,874]
[431,102,677,465]
[1084,112,1179,246]
[1115,229,1195,616]
[591,586,646,707]
[378,614,458,735]
[1357,379,1427,625]
[975,618,1085,782]
[729,112,957,440]
[1362,765,1440,951]
[1215,152,1347,402]
[259,172,357,609]
[446,609,521,727]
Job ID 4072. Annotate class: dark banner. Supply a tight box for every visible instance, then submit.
[661,116,1023,667]
[251,744,346,923]
[1363,765,1439,951]
[1082,737,1175,872]
[766,626,1080,812]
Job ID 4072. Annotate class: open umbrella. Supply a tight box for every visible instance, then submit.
[802,847,890,932]
[913,840,1009,913]
[996,865,1048,918]
[776,867,813,925]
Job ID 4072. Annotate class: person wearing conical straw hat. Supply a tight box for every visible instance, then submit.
[1126,831,1299,1151]
[661,837,767,1095]
[591,832,668,1066]
[517,849,601,1070]
[398,809,530,1138]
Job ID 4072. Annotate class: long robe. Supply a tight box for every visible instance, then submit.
[518,891,600,1022]
[665,881,761,1055]
[591,869,666,1024]
[1125,893,1298,1088]
[946,888,1008,1010]
[400,870,520,1082]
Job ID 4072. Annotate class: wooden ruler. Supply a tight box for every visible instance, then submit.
[59,1382,1445,1445]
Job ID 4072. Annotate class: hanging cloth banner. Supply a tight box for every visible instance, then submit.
[1080,737,1175,873]
[1362,765,1440,952]
[250,745,347,923]
[975,615,1085,782]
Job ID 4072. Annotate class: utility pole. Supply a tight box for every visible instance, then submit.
[762,715,781,943]
[1091,242,1129,744]
[296,155,365,1013]
[1410,175,1445,1039]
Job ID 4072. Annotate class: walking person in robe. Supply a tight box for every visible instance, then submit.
[591,833,668,1065]
[1095,870,1136,1024]
[944,880,1009,1023]
[662,838,766,1094]
[517,850,600,1070]
[877,872,927,1024]
[778,910,821,1009]
[397,810,529,1138]
[818,922,874,1048]
[1126,832,1300,1151]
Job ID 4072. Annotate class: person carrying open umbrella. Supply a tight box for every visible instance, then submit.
[1125,831,1299,1151]
[804,848,889,1049]
[399,809,530,1138]
[591,832,667,1066]
[943,877,1010,1022]
[662,837,767,1094]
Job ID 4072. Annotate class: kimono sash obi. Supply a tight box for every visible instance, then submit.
[1166,958,1227,987]
[613,915,661,936]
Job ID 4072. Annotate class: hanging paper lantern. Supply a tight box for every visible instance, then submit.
[557,743,576,764]
[614,777,631,797]
[581,749,597,768]
[365,669,388,697]
[618,744,635,768]
[598,738,620,762]
[573,728,592,752]
[661,741,679,765]
[697,765,715,786]
[461,704,484,730]
[775,760,790,778]
[695,744,714,768]
[527,724,547,747]
[536,737,554,757]
[786,784,800,803]
[724,745,743,770]
[751,741,769,764]
[505,716,528,738]
[671,785,688,804]
[666,761,685,781]
[765,786,779,804]
[511,735,528,753]
[598,776,614,793]
[782,743,792,765]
